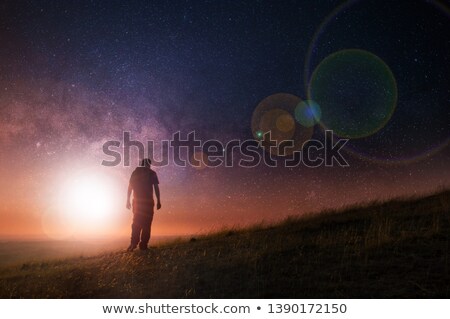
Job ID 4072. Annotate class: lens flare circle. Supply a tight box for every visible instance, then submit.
[303,0,450,92]
[308,49,397,139]
[251,93,313,156]
[344,137,450,166]
[276,112,296,133]
[303,0,449,163]
[260,109,295,140]
[295,100,322,128]
[303,0,358,91]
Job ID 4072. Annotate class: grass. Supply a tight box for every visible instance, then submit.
[0,189,449,298]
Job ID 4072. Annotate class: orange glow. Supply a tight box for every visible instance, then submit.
[39,168,126,240]
[59,173,121,223]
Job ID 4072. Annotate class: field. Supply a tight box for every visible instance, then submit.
[0,190,449,298]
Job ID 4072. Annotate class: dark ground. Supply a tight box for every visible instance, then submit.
[0,190,449,298]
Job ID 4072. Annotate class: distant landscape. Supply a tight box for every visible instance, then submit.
[0,189,449,298]
[0,237,178,267]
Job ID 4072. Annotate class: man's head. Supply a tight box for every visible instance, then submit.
[141,158,152,168]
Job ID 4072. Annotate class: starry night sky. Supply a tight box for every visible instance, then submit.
[0,0,449,238]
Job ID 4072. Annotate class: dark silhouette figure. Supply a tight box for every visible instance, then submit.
[126,158,161,251]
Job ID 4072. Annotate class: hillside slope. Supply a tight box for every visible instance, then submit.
[1,190,449,298]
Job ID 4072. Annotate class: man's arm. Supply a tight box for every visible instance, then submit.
[154,184,161,210]
[126,184,132,210]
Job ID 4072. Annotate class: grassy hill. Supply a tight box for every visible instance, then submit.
[1,190,449,298]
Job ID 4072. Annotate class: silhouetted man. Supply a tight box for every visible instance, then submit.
[126,158,161,251]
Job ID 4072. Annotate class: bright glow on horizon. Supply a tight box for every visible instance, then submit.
[40,169,125,240]
[61,174,118,222]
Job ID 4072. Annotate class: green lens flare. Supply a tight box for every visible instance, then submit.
[308,49,397,139]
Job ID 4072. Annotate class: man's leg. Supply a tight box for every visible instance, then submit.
[139,212,154,250]
[129,214,142,250]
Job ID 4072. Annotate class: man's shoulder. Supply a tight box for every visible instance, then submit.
[149,169,159,183]
[130,169,138,179]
